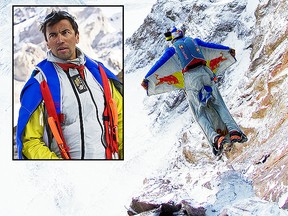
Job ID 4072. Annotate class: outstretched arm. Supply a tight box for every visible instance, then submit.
[194,38,231,50]
[144,47,176,78]
[141,47,176,90]
[195,38,236,58]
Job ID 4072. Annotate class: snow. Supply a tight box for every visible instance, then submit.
[123,1,156,39]
[2,0,156,215]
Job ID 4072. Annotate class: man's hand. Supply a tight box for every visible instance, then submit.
[229,48,236,57]
[141,79,149,90]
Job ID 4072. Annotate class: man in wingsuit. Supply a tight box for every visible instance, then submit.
[142,27,247,156]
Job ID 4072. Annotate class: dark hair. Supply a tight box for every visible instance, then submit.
[40,10,79,41]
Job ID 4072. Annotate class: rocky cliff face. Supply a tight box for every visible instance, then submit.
[125,0,288,214]
[229,0,288,208]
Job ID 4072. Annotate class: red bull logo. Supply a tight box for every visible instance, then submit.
[155,71,184,89]
[155,73,180,86]
[208,52,228,71]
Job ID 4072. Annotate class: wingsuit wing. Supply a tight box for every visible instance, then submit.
[145,42,236,96]
[200,46,236,76]
[145,47,184,96]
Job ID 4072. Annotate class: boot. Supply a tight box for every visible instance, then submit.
[229,130,248,143]
[212,135,227,156]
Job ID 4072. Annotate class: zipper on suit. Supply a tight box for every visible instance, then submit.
[66,72,85,159]
[83,79,106,149]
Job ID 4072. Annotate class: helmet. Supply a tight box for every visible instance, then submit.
[170,26,183,39]
[164,31,172,41]
[164,26,184,41]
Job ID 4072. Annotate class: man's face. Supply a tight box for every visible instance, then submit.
[46,19,79,60]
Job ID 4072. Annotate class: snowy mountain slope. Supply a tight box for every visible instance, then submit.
[2,1,156,216]
[124,0,288,214]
